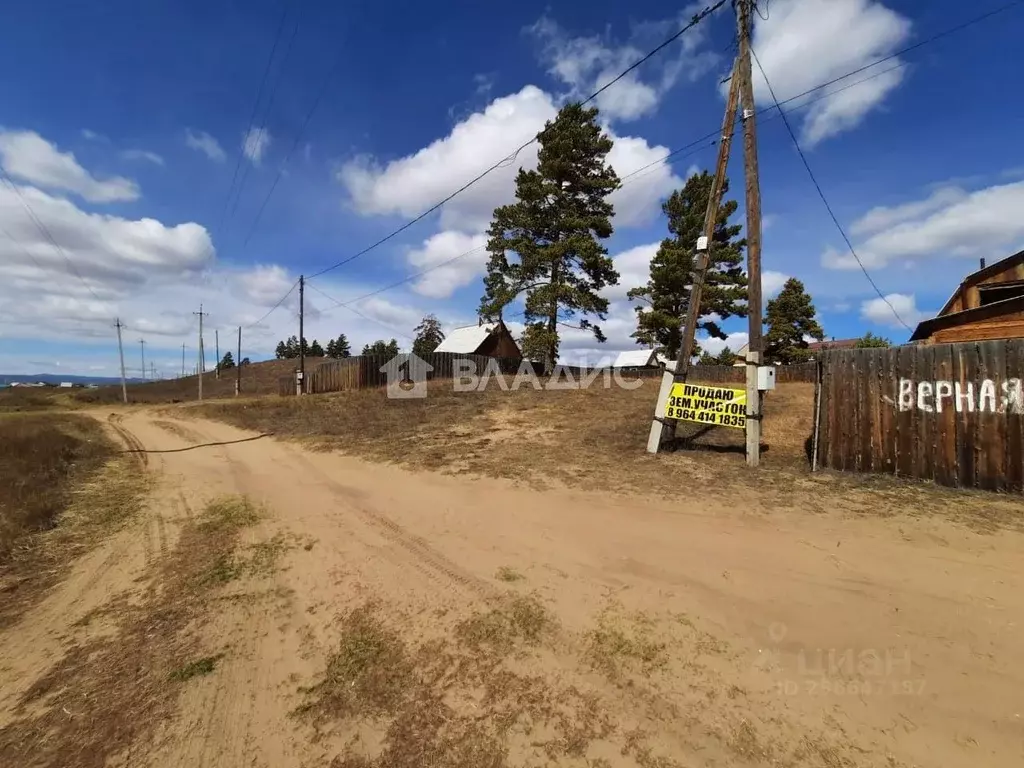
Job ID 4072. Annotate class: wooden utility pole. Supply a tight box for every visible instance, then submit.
[737,0,764,467]
[115,318,128,404]
[215,329,221,380]
[647,58,742,453]
[298,275,305,395]
[236,326,242,396]
[181,343,186,378]
[194,304,208,401]
[138,339,146,381]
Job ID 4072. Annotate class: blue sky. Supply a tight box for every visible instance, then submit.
[1,0,1022,376]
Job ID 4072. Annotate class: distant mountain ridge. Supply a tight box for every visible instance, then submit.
[0,373,145,386]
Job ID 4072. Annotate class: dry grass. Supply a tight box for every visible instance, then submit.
[196,379,1024,530]
[0,494,263,767]
[584,608,668,682]
[0,414,149,627]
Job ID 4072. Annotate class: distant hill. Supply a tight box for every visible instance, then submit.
[0,373,145,386]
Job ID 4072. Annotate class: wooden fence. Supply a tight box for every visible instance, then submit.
[814,341,1024,492]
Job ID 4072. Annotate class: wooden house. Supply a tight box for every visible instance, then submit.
[434,320,522,358]
[910,250,1024,344]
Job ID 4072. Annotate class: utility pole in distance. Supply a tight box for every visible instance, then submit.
[236,326,242,396]
[647,59,741,453]
[215,329,220,380]
[181,343,186,378]
[298,275,305,395]
[115,318,128,404]
[139,339,146,381]
[193,304,208,401]
[737,0,764,467]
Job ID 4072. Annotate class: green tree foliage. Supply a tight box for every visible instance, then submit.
[697,347,737,366]
[325,333,351,359]
[855,331,892,348]
[218,351,235,369]
[479,103,619,373]
[412,314,446,358]
[361,339,400,357]
[240,357,251,366]
[764,278,824,364]
[309,339,325,357]
[273,336,310,359]
[628,172,747,360]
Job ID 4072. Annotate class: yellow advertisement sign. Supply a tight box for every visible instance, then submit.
[664,383,746,429]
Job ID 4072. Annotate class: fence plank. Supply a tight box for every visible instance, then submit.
[933,344,957,487]
[980,341,1007,492]
[915,345,934,483]
[894,345,915,479]
[1006,341,1024,493]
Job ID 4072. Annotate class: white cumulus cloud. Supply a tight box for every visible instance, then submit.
[407,230,488,299]
[750,0,911,146]
[0,130,139,203]
[824,180,1024,271]
[860,293,928,328]
[121,149,165,166]
[184,129,226,162]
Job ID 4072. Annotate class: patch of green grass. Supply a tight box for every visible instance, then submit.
[169,653,224,682]
[495,566,524,582]
[455,594,553,654]
[196,495,261,534]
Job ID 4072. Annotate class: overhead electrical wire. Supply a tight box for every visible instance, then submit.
[749,48,912,331]
[304,281,415,341]
[217,0,296,234]
[254,0,1023,321]
[244,278,300,329]
[303,0,729,281]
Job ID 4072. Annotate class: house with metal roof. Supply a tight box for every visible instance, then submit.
[434,320,522,358]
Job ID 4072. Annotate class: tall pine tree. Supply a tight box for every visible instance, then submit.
[764,278,824,364]
[628,172,747,360]
[480,103,619,373]
[412,314,445,358]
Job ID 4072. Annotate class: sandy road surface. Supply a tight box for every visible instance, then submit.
[3,407,1024,767]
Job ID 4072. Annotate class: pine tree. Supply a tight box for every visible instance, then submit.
[285,335,300,359]
[855,332,891,348]
[219,351,235,369]
[480,103,619,374]
[309,339,325,357]
[628,172,747,360]
[325,338,337,358]
[764,278,824,364]
[332,333,351,358]
[412,314,445,358]
[275,341,288,360]
[361,339,399,357]
[240,357,251,366]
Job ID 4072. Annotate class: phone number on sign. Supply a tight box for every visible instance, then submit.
[776,679,927,697]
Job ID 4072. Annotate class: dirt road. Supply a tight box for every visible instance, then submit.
[2,408,1023,767]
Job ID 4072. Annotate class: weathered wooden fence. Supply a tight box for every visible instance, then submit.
[814,341,1024,492]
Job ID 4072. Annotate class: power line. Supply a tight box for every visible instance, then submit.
[304,0,728,281]
[749,47,911,331]
[305,281,415,341]
[244,278,300,329]
[217,0,295,234]
[240,3,366,247]
[0,172,106,303]
[229,15,302,221]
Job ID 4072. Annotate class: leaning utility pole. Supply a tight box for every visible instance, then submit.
[215,329,220,379]
[194,304,208,401]
[647,58,742,453]
[139,339,146,381]
[298,275,305,395]
[236,326,242,396]
[115,318,128,404]
[737,0,764,467]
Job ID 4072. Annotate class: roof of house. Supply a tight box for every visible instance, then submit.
[612,349,658,368]
[909,293,1024,341]
[808,338,858,351]
[938,249,1024,316]
[434,323,499,354]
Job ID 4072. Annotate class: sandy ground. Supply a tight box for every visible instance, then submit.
[2,407,1023,767]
